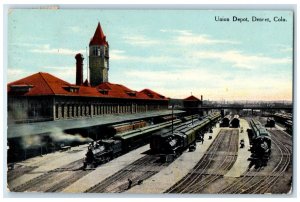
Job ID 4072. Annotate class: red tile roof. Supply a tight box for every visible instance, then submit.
[89,22,109,46]
[184,95,200,101]
[8,72,168,101]
[139,89,166,99]
[8,72,71,96]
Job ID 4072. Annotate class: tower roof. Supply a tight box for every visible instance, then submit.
[89,22,108,46]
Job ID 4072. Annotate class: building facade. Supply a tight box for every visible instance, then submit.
[7,23,169,124]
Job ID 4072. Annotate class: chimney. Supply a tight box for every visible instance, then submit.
[75,53,84,86]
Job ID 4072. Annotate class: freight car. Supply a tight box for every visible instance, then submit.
[247,119,271,168]
[273,113,292,124]
[220,115,231,127]
[83,118,183,169]
[230,115,240,128]
[150,113,221,162]
[152,115,177,124]
[106,120,147,137]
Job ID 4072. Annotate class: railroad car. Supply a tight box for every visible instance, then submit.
[265,118,275,128]
[273,113,292,124]
[181,114,199,122]
[230,115,240,128]
[153,115,177,124]
[106,120,147,136]
[220,115,231,127]
[150,113,221,162]
[247,119,271,166]
[285,120,292,135]
[83,117,184,169]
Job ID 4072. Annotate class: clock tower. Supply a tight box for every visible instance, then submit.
[89,22,109,86]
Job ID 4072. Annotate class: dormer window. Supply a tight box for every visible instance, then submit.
[126,91,137,97]
[98,89,109,95]
[10,84,34,93]
[146,93,154,98]
[63,86,79,93]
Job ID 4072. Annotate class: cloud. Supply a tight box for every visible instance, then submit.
[160,29,239,45]
[110,49,177,64]
[160,29,193,36]
[175,34,239,45]
[30,44,85,56]
[68,26,81,33]
[121,68,292,101]
[110,49,129,60]
[191,50,292,69]
[7,68,34,83]
[123,35,160,46]
[41,66,77,83]
[273,44,293,53]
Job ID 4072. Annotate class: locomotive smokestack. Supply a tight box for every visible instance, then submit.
[75,53,84,86]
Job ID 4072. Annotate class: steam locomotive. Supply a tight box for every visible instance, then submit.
[265,118,275,128]
[247,119,271,167]
[230,115,240,128]
[150,113,221,162]
[83,115,190,169]
[220,115,231,127]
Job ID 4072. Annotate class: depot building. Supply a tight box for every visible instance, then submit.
[7,23,169,124]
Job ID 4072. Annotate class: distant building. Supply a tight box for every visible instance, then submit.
[183,95,203,108]
[7,23,168,124]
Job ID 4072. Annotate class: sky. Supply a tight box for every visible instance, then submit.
[7,9,293,101]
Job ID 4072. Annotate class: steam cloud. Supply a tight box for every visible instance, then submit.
[49,127,93,144]
[20,127,93,149]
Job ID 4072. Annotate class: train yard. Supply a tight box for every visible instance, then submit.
[7,113,293,194]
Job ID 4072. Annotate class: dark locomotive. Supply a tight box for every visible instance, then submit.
[265,118,275,128]
[150,113,221,162]
[230,115,240,128]
[247,119,271,169]
[220,115,231,127]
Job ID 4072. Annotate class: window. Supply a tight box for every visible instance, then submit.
[93,47,98,56]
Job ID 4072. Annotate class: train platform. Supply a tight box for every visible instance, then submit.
[224,118,251,178]
[8,110,185,138]
[125,124,222,194]
[62,144,149,193]
[8,144,88,190]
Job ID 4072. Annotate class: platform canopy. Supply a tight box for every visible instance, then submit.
[7,110,185,138]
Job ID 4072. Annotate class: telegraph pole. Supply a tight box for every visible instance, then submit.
[172,104,174,133]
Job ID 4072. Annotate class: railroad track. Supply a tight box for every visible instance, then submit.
[85,154,170,193]
[187,130,238,193]
[7,165,38,182]
[218,129,291,194]
[166,129,238,193]
[85,120,206,193]
[11,158,92,192]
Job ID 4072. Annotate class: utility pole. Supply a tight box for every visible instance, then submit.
[172,104,174,134]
